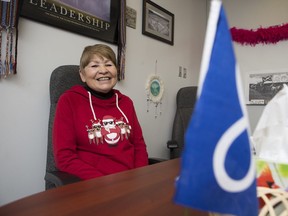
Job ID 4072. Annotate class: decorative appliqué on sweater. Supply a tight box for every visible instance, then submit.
[86,115,131,145]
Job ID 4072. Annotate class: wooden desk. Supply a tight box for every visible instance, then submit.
[0,159,208,216]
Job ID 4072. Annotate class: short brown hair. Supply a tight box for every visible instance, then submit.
[79,44,117,71]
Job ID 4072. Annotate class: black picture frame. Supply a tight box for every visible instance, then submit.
[20,0,120,44]
[246,72,288,105]
[142,0,174,45]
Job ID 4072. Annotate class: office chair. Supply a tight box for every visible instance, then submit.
[167,86,197,159]
[45,65,164,190]
[45,65,83,190]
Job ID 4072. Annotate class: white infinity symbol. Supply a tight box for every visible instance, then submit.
[213,117,255,192]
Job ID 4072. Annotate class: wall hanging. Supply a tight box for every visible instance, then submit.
[145,60,164,118]
[0,0,21,78]
[117,0,126,81]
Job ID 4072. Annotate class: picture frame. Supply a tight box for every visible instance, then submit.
[20,0,120,44]
[142,0,174,45]
[245,69,288,105]
[126,6,137,29]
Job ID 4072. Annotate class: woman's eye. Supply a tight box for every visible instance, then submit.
[91,64,99,68]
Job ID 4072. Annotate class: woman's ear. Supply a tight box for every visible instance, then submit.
[79,70,86,82]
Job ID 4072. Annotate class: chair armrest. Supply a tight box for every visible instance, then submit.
[148,157,167,165]
[167,140,179,149]
[45,159,166,187]
[45,171,81,187]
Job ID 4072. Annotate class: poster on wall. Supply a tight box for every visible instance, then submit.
[246,71,288,105]
[20,0,120,44]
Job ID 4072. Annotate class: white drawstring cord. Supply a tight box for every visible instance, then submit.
[115,93,129,123]
[88,91,129,124]
[88,91,97,120]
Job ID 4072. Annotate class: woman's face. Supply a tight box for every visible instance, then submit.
[80,55,117,93]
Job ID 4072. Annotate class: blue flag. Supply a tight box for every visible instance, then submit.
[174,1,258,216]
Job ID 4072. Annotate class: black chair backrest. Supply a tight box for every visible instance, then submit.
[170,86,197,159]
[46,65,83,187]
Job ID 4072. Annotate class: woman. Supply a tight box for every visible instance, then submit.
[53,44,148,180]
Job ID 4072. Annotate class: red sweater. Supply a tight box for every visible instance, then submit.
[53,85,148,180]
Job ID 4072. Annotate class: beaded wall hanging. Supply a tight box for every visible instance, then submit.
[145,60,164,118]
[0,0,21,79]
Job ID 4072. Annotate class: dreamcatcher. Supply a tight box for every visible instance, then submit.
[145,60,164,118]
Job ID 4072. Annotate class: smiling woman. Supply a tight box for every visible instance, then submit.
[79,45,118,94]
[53,44,149,181]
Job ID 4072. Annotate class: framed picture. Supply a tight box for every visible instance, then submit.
[245,70,288,105]
[126,6,137,29]
[20,0,120,44]
[142,0,174,45]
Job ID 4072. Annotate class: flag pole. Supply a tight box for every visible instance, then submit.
[197,0,221,97]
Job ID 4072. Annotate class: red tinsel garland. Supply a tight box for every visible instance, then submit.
[230,23,288,46]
